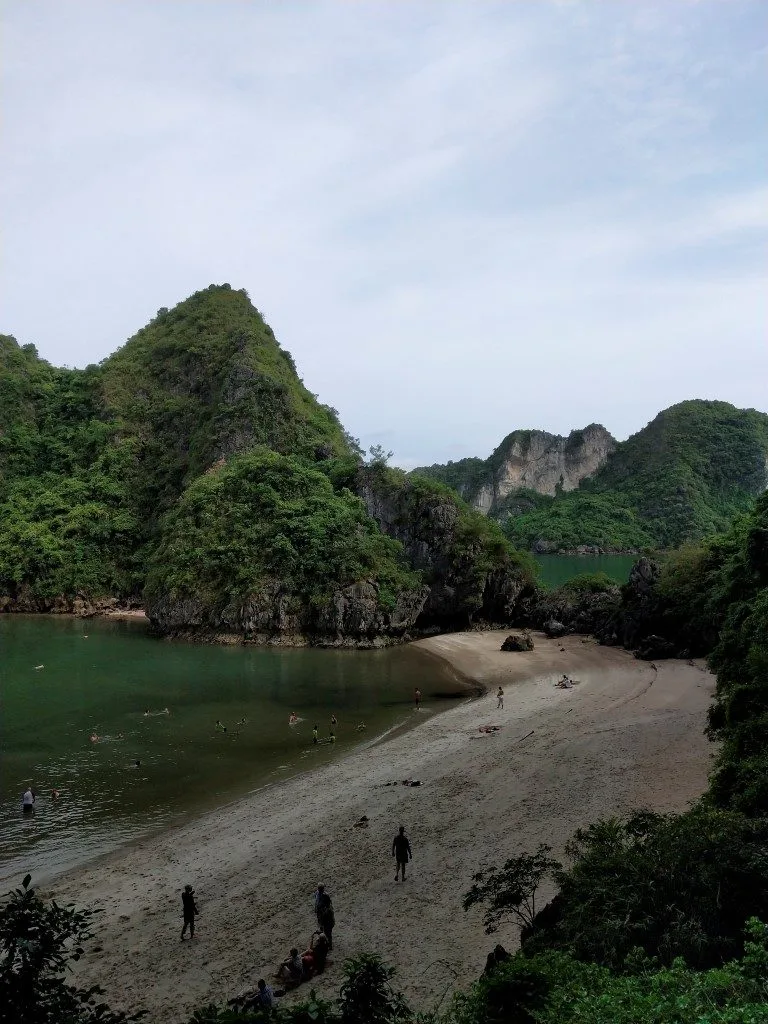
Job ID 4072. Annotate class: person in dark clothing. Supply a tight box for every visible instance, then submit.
[318,896,335,951]
[484,943,511,976]
[392,825,412,881]
[310,929,329,972]
[181,884,199,940]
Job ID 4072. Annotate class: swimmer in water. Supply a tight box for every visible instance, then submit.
[51,789,60,800]
[215,720,227,733]
[356,723,367,732]
[90,733,100,743]
[133,759,141,768]
[143,709,150,717]
[289,712,298,726]
[331,714,338,727]
[329,729,336,744]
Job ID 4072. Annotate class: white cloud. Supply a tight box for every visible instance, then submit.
[0,0,765,467]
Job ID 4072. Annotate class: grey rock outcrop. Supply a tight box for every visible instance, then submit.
[501,632,534,652]
[413,424,616,517]
[146,579,429,647]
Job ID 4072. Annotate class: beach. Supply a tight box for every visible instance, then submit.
[45,631,715,1021]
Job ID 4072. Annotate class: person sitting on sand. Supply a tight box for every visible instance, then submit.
[497,687,504,709]
[255,979,274,1009]
[556,675,573,689]
[310,929,329,972]
[277,948,303,984]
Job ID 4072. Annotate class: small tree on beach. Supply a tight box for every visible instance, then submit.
[463,846,562,935]
[0,874,144,1024]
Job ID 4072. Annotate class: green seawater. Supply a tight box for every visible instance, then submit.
[0,616,464,887]
[534,554,638,589]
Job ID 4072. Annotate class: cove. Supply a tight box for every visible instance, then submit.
[0,615,465,888]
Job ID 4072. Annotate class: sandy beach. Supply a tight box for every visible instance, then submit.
[45,631,715,1022]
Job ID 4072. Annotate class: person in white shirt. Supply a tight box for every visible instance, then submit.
[22,787,36,813]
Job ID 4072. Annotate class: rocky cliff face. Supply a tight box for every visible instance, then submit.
[476,424,616,509]
[147,580,429,647]
[354,467,535,629]
[414,424,616,515]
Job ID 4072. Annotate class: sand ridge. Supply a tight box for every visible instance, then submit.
[45,631,715,1022]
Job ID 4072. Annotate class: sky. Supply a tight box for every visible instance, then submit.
[1,1,766,469]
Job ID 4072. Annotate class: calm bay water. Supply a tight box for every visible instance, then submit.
[534,553,638,589]
[0,616,464,887]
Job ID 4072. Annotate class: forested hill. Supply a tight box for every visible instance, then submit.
[415,401,768,552]
[0,285,535,642]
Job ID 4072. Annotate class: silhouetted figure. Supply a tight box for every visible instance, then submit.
[181,884,199,940]
[392,825,412,881]
[316,892,335,950]
[483,943,511,976]
[312,725,319,744]
[496,687,504,709]
[414,687,421,710]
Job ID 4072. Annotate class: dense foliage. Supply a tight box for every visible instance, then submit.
[145,449,422,617]
[0,287,351,604]
[0,875,143,1024]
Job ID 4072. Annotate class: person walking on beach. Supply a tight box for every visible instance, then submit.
[414,687,421,710]
[392,825,412,881]
[497,686,504,709]
[22,786,35,813]
[181,884,199,940]
[312,724,319,744]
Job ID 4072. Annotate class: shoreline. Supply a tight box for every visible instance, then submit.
[43,631,715,1022]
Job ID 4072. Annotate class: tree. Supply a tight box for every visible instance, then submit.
[0,874,144,1023]
[463,846,562,935]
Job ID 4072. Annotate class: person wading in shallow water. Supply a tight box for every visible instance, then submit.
[181,884,199,940]
[392,825,412,881]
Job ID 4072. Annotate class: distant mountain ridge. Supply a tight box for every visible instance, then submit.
[413,400,768,552]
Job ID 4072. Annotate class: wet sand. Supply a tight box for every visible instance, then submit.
[46,631,716,1021]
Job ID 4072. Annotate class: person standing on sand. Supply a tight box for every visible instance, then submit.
[312,724,319,744]
[414,688,421,710]
[497,687,504,709]
[392,825,412,881]
[181,884,199,940]
[313,884,327,927]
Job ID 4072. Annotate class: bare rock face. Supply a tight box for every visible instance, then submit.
[475,424,617,511]
[413,424,616,516]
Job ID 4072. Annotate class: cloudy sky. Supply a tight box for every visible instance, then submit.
[2,2,766,467]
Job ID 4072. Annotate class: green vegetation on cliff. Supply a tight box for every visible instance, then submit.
[507,401,768,550]
[145,449,422,624]
[0,286,351,603]
[0,285,532,639]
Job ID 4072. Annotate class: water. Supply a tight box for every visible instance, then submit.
[0,616,465,887]
[534,554,638,589]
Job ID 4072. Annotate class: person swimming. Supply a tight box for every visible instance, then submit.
[289,712,298,726]
[90,733,100,743]
[215,720,227,733]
